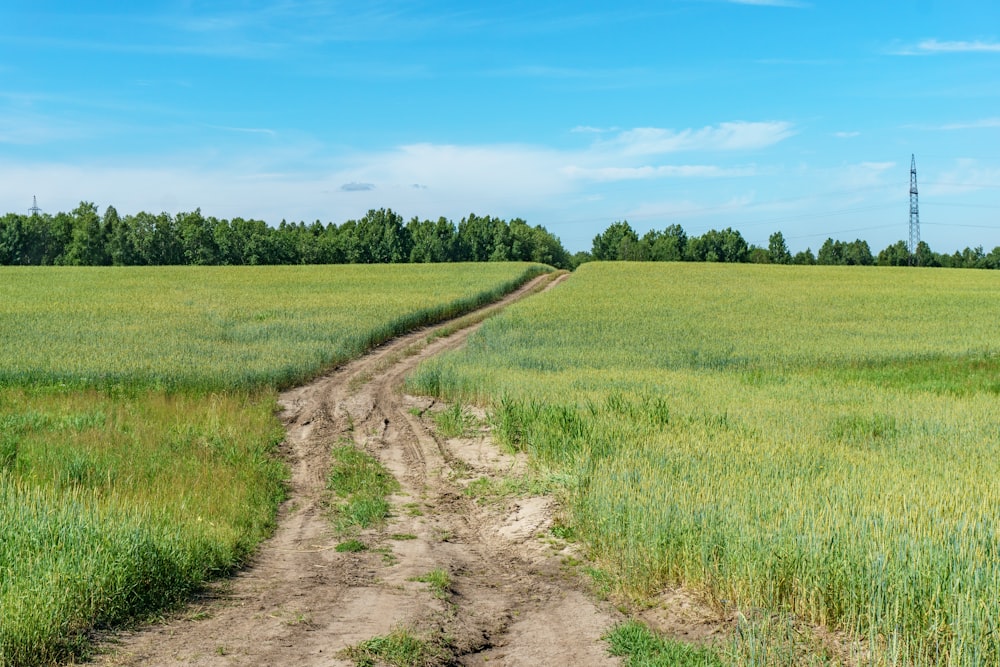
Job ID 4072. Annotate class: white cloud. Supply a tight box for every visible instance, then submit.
[834,131,861,138]
[208,125,277,137]
[599,121,795,156]
[836,161,897,191]
[562,164,756,181]
[0,119,790,233]
[570,125,619,134]
[626,194,757,222]
[859,161,895,171]
[892,38,1000,55]
[0,113,93,145]
[724,0,809,6]
[936,118,1000,130]
[923,159,1000,197]
[340,182,375,192]
[918,39,1000,53]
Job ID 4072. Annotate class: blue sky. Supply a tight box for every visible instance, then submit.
[2,1,999,253]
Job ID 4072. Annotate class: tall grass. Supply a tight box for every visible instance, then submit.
[0,388,287,664]
[407,262,1000,665]
[0,263,548,392]
[0,263,546,665]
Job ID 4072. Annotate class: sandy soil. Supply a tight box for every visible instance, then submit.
[95,273,625,666]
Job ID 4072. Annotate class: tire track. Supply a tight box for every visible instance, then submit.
[97,270,617,666]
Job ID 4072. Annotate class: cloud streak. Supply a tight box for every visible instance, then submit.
[340,182,376,192]
[598,122,795,156]
[562,164,756,181]
[723,0,810,7]
[936,118,1000,130]
[892,38,1000,55]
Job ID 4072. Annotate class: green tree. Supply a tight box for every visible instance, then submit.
[147,213,185,266]
[914,241,938,267]
[768,231,792,264]
[877,240,910,267]
[350,208,410,263]
[644,224,686,261]
[65,202,108,265]
[791,248,816,265]
[984,246,1000,270]
[45,211,74,264]
[526,222,570,268]
[817,238,843,265]
[228,217,274,265]
[408,217,456,263]
[570,251,593,268]
[107,207,141,265]
[177,209,219,265]
[819,238,873,266]
[844,239,874,266]
[457,213,504,262]
[592,221,639,260]
[685,228,748,263]
[0,213,26,264]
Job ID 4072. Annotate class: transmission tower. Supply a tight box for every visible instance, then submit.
[29,195,41,216]
[909,154,920,264]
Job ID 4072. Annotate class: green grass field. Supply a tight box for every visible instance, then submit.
[0,262,545,665]
[408,262,1000,665]
[0,263,546,392]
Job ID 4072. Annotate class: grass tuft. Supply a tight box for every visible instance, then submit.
[605,621,724,667]
[409,569,452,600]
[326,445,399,533]
[342,627,448,667]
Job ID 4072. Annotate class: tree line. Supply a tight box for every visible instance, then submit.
[5,203,997,270]
[583,220,1000,269]
[0,204,571,268]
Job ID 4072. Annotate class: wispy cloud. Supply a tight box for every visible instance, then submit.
[0,117,792,246]
[571,126,620,134]
[833,161,898,193]
[599,122,795,156]
[340,182,376,192]
[891,38,1000,56]
[722,0,810,7]
[936,118,1000,130]
[754,58,838,66]
[209,125,277,137]
[834,131,861,138]
[924,159,1000,196]
[918,39,1000,53]
[562,164,756,181]
[0,112,94,145]
[625,194,758,225]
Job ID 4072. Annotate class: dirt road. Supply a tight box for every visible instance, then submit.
[97,273,622,666]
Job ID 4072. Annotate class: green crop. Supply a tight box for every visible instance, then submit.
[0,262,545,665]
[0,263,547,393]
[408,262,1000,665]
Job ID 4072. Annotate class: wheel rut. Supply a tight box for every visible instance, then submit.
[96,272,620,666]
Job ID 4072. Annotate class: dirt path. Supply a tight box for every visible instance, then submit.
[97,273,622,666]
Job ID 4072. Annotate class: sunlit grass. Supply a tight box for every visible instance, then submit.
[326,444,400,533]
[0,263,547,392]
[0,262,545,665]
[408,262,1000,665]
[0,388,286,665]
